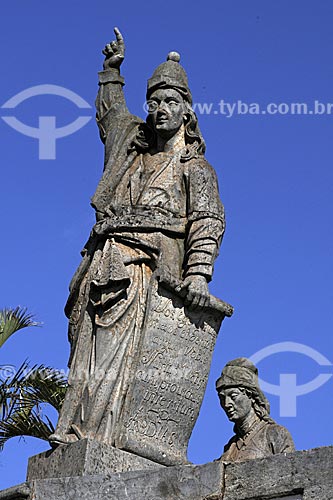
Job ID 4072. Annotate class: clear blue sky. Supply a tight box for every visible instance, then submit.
[1,0,333,490]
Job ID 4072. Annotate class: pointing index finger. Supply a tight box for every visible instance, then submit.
[114,27,124,44]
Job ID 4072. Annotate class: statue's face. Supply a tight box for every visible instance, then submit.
[147,88,185,138]
[218,387,252,423]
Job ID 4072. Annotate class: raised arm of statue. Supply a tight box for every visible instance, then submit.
[95,28,131,144]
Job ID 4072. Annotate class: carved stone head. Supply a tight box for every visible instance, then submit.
[138,52,205,155]
[216,358,271,423]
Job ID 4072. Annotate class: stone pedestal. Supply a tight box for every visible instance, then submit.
[1,446,332,500]
[222,445,333,500]
[2,461,223,500]
[27,439,163,481]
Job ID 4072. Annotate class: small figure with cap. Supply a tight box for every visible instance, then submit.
[216,358,295,462]
[50,28,225,447]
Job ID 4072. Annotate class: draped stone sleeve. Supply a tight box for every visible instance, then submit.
[91,69,143,217]
[95,68,128,144]
[184,158,225,281]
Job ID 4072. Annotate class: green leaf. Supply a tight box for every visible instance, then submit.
[0,307,39,348]
[0,361,31,419]
[12,364,68,413]
[0,409,55,450]
[0,362,67,450]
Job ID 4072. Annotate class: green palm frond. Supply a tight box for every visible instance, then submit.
[14,365,67,413]
[0,361,31,419]
[0,307,39,348]
[0,362,67,449]
[0,385,10,421]
[0,305,67,450]
[0,409,55,450]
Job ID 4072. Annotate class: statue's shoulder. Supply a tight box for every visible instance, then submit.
[264,420,295,452]
[184,155,220,193]
[185,155,217,176]
[265,420,291,435]
[114,113,144,140]
[223,433,237,452]
[104,113,144,155]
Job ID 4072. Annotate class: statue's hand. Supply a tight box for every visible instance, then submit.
[102,27,125,70]
[180,275,210,310]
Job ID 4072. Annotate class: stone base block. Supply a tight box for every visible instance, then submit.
[222,445,333,500]
[27,438,163,480]
[4,462,223,500]
[1,446,332,500]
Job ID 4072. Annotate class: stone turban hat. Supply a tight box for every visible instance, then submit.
[146,52,193,105]
[216,358,270,411]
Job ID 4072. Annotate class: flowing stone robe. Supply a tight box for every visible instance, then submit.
[54,67,225,447]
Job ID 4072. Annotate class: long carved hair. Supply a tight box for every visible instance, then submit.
[242,387,275,423]
[130,96,206,161]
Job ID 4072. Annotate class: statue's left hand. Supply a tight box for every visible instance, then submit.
[179,275,210,310]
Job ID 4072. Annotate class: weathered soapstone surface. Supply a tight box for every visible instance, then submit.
[50,28,232,466]
[216,358,295,462]
[222,445,333,500]
[27,439,163,481]
[116,279,230,465]
[267,497,302,500]
[3,462,224,500]
[28,288,229,482]
[0,484,30,500]
[1,446,333,500]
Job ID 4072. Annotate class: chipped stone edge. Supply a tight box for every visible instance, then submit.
[0,483,31,500]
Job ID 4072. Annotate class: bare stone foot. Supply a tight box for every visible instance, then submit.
[48,433,79,447]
